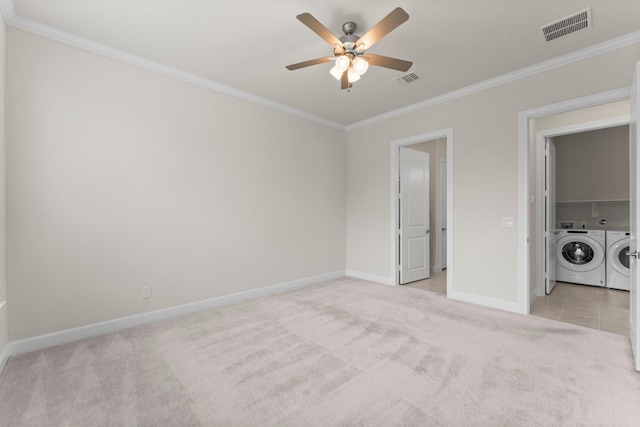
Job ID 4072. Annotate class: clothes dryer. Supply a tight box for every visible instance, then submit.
[606,230,630,291]
[556,229,606,287]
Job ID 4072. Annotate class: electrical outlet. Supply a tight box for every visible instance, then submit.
[141,285,151,299]
[315,258,321,267]
[502,217,515,228]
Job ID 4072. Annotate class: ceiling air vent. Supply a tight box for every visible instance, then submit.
[394,72,422,86]
[541,7,591,42]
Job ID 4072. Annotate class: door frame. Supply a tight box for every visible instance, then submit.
[390,128,454,290]
[517,87,631,314]
[534,116,630,297]
[440,157,448,271]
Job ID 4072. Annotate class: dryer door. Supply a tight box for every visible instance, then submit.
[609,239,631,277]
[557,235,605,272]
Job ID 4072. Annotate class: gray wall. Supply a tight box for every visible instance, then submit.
[7,29,347,340]
[554,125,629,202]
[553,125,630,230]
[3,17,640,342]
[346,44,640,305]
[556,202,629,230]
[0,14,7,358]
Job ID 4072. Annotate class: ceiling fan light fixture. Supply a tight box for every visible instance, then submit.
[329,65,344,80]
[352,56,369,75]
[335,55,351,72]
[287,8,412,90]
[347,67,361,83]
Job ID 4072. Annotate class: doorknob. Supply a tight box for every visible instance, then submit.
[424,229,430,236]
[625,250,640,259]
[442,227,447,232]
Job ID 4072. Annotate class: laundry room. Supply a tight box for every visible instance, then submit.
[531,123,631,335]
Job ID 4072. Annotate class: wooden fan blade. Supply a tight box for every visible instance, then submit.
[286,57,334,70]
[341,71,350,90]
[356,7,409,50]
[363,54,412,72]
[297,13,344,50]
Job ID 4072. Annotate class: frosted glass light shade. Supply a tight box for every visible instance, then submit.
[335,55,350,71]
[329,65,344,80]
[347,67,361,83]
[352,56,369,75]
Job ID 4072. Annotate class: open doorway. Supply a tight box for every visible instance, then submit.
[532,123,630,335]
[520,65,640,371]
[518,94,630,314]
[390,129,453,296]
[528,105,630,294]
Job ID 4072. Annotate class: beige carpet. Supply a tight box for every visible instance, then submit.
[1,277,639,426]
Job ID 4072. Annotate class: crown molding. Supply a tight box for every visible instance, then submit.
[346,30,640,131]
[0,0,14,24]
[0,0,346,131]
[1,0,639,133]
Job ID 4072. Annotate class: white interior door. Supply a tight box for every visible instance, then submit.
[400,147,430,284]
[545,139,557,294]
[440,158,448,270]
[629,61,640,371]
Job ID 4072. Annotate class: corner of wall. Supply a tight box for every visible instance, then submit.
[0,301,8,374]
[0,2,8,369]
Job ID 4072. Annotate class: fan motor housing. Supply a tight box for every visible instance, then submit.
[340,21,359,50]
[342,21,357,35]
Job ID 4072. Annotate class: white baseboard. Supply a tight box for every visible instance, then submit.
[7,270,346,357]
[346,270,394,286]
[431,265,443,274]
[632,321,640,371]
[0,346,8,375]
[530,288,539,306]
[0,300,7,374]
[448,289,522,314]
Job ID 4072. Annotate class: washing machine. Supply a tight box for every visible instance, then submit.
[606,230,630,291]
[556,229,606,287]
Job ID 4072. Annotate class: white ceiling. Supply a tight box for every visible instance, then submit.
[3,0,640,127]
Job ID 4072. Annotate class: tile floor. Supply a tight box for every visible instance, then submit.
[405,272,629,337]
[403,269,447,294]
[530,282,629,336]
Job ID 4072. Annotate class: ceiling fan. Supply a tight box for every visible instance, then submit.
[285,7,412,90]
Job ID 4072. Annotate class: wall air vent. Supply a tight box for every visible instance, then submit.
[394,72,422,86]
[541,8,591,42]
